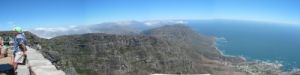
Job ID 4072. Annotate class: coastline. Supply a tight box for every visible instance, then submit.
[212,36,289,75]
[213,37,246,62]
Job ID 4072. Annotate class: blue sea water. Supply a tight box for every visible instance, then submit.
[186,20,300,70]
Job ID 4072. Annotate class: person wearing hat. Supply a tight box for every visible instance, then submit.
[12,26,28,70]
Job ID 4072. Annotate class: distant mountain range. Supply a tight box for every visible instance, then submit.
[30,19,299,39]
[30,20,187,39]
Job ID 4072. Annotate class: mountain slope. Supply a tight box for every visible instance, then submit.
[143,24,221,59]
[38,25,248,75]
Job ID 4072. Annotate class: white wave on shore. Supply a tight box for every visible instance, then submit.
[213,36,300,75]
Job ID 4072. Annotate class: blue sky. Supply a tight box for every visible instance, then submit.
[0,0,300,30]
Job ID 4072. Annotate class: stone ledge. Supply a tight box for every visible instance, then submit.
[28,60,52,67]
[26,46,65,75]
[16,65,30,75]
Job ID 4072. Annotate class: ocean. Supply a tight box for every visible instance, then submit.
[186,20,300,70]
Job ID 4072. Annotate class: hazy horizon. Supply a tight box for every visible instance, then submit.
[1,0,300,31]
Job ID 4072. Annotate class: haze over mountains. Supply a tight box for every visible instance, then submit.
[30,20,186,39]
[29,19,299,39]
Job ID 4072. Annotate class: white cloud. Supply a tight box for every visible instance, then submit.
[34,27,69,32]
[30,20,188,39]
[175,20,187,24]
[143,20,187,26]
[114,21,136,26]
[143,21,161,26]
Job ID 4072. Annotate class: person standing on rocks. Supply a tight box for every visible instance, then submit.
[13,26,28,69]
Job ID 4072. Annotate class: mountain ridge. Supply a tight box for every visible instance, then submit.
[38,24,249,75]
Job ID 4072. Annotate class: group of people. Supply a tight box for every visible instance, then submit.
[0,27,28,75]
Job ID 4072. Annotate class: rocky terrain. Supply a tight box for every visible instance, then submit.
[38,24,248,75]
[0,24,289,75]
